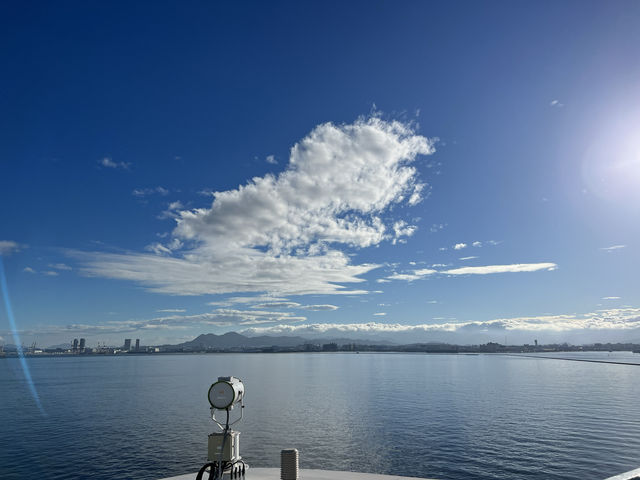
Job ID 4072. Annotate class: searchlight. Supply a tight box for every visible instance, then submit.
[197,376,247,480]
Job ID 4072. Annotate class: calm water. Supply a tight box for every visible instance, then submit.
[1,352,640,480]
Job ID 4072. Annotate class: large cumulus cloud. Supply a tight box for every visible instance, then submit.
[78,117,434,296]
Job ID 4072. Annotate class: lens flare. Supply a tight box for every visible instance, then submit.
[0,258,46,415]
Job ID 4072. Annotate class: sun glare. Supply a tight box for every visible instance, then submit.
[582,113,640,205]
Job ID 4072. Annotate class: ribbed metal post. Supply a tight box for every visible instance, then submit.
[281,449,299,480]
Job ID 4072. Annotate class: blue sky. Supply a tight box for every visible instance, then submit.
[1,1,639,346]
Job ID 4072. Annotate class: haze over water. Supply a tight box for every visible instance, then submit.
[2,353,640,480]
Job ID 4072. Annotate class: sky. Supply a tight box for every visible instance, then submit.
[1,1,639,347]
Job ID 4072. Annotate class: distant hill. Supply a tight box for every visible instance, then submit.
[175,332,392,349]
[178,332,309,349]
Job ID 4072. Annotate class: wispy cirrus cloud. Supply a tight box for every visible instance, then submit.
[48,263,72,271]
[386,268,437,282]
[600,245,626,252]
[133,186,170,197]
[0,240,24,256]
[76,117,435,297]
[302,304,339,311]
[384,263,556,282]
[442,263,557,275]
[98,157,131,170]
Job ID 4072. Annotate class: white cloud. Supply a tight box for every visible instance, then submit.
[133,187,169,197]
[77,117,435,297]
[156,309,187,313]
[442,263,557,275]
[208,295,290,307]
[373,312,387,316]
[145,238,183,256]
[48,263,72,271]
[602,297,621,300]
[99,157,130,170]
[392,221,417,242]
[42,270,59,276]
[10,308,308,338]
[600,245,626,252]
[23,267,36,274]
[550,100,564,107]
[266,155,277,165]
[0,240,23,256]
[459,256,477,261]
[198,189,216,197]
[472,241,482,247]
[302,304,339,311]
[243,307,640,338]
[157,201,185,220]
[386,268,437,282]
[385,262,557,282]
[453,243,467,250]
[252,302,302,309]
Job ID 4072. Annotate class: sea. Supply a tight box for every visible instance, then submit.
[1,352,640,480]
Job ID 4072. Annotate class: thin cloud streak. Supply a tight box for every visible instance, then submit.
[385,263,557,281]
[600,245,626,252]
[442,263,557,275]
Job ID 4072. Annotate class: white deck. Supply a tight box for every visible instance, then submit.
[161,465,640,480]
[161,468,436,480]
[603,466,640,480]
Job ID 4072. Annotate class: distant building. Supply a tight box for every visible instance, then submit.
[534,339,538,347]
[79,338,86,353]
[72,338,79,353]
[124,339,132,351]
[135,339,140,352]
[322,342,339,352]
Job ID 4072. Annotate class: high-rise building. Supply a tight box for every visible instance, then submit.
[72,338,79,352]
[124,339,132,351]
[135,339,140,352]
[79,338,86,353]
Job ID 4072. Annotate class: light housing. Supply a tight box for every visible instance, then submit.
[208,376,245,409]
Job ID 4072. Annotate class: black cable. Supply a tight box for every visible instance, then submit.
[196,463,216,480]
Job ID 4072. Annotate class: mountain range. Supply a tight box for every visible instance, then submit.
[174,332,392,349]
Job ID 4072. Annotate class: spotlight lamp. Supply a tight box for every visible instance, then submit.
[208,376,245,410]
